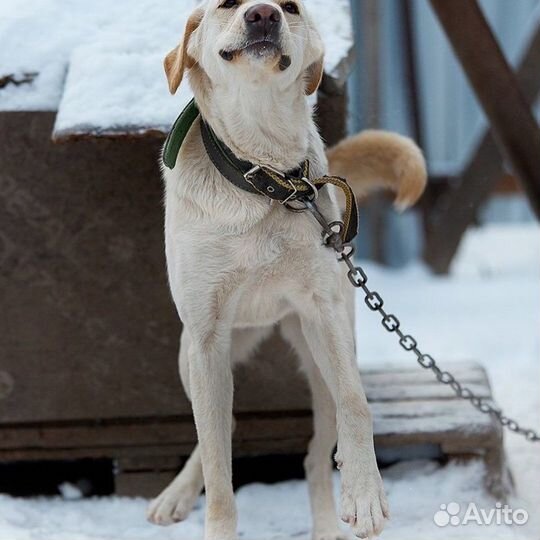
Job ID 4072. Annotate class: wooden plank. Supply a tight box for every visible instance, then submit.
[116,455,183,473]
[0,398,496,451]
[0,422,497,461]
[0,415,310,450]
[424,12,540,273]
[399,0,424,148]
[366,382,490,402]
[0,445,196,462]
[360,361,487,382]
[0,439,313,462]
[430,0,540,216]
[0,362,492,449]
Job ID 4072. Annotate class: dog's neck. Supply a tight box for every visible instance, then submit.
[192,73,314,172]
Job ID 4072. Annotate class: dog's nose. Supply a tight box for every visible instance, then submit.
[244,4,281,34]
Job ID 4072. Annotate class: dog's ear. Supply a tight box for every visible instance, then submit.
[304,27,325,96]
[164,8,204,95]
[304,55,324,96]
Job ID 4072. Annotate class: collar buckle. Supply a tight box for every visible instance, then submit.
[244,165,296,202]
[243,165,262,182]
[243,164,318,206]
[243,165,265,193]
[244,164,286,181]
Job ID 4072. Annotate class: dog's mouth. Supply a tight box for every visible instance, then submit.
[242,38,281,56]
[220,37,289,68]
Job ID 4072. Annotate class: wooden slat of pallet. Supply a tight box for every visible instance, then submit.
[0,362,494,452]
[0,362,508,497]
[361,360,485,376]
[367,382,489,402]
[0,399,495,452]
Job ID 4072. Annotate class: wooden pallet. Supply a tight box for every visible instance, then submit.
[114,362,510,499]
[0,362,510,500]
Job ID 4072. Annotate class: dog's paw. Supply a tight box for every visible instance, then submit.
[146,482,200,526]
[340,463,389,539]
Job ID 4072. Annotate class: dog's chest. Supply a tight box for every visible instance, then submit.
[234,285,293,328]
[228,229,325,328]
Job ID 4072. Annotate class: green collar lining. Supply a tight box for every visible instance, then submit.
[163,98,200,170]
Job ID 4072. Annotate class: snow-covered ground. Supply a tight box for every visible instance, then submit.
[0,223,539,540]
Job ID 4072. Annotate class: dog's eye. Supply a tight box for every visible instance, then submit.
[282,2,299,14]
[220,0,238,8]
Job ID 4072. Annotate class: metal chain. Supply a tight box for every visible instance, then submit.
[300,200,540,443]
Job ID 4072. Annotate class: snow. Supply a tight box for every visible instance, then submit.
[0,462,525,540]
[53,49,194,137]
[52,47,317,137]
[0,223,538,539]
[0,0,352,127]
[57,483,84,501]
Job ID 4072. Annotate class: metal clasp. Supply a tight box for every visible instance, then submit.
[283,176,319,209]
[245,165,319,207]
[281,178,300,205]
[244,165,288,197]
[243,165,263,186]
[244,164,286,182]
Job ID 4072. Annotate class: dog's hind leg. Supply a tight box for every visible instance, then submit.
[147,326,272,527]
[281,315,347,540]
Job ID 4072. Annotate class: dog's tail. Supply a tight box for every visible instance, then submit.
[326,130,427,211]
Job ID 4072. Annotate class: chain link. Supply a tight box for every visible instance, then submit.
[301,200,540,443]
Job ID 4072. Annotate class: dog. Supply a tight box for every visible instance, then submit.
[147,1,426,539]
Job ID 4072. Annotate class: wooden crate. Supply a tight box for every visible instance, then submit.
[0,357,509,500]
[113,362,511,501]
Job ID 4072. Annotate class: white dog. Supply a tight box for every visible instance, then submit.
[147,1,426,539]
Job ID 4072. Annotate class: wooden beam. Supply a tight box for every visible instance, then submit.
[400,0,424,148]
[424,17,540,273]
[429,0,540,216]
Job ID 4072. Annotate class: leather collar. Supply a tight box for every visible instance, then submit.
[163,99,359,243]
[200,117,318,204]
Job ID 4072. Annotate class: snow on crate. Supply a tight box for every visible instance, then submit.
[0,0,352,133]
[53,49,194,138]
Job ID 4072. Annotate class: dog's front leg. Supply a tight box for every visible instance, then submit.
[181,292,239,540]
[298,293,389,539]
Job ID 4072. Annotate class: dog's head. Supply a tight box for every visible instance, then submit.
[164,0,324,96]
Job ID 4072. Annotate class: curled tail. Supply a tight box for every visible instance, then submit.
[326,130,427,211]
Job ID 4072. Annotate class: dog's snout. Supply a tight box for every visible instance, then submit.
[244,4,281,34]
